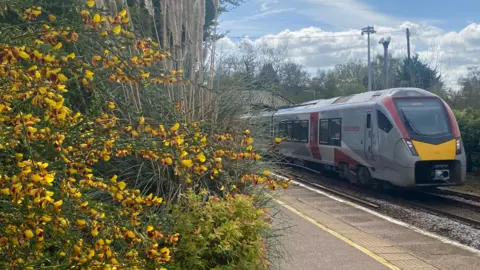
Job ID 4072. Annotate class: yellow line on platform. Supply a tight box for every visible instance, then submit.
[275,199,402,270]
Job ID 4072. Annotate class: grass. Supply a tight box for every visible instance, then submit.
[445,173,480,195]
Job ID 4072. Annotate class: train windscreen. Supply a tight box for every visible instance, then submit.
[394,98,452,137]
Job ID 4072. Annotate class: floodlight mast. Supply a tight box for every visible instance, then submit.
[379,36,391,88]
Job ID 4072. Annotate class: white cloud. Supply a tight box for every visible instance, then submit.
[217,22,480,90]
[260,0,279,11]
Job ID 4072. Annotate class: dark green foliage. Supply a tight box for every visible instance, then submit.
[454,108,480,173]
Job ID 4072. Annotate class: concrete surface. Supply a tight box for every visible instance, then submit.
[272,184,480,270]
[276,204,388,270]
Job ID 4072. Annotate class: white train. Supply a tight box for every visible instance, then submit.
[244,88,466,188]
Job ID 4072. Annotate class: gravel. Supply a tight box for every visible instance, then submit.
[368,197,480,249]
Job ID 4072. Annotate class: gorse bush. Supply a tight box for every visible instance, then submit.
[0,1,289,269]
[166,190,272,270]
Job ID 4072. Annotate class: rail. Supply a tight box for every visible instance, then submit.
[272,171,380,209]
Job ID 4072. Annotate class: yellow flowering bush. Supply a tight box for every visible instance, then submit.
[0,1,289,269]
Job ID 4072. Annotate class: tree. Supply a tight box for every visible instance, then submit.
[455,67,480,108]
[279,62,310,92]
[332,60,368,95]
[394,54,443,92]
[257,63,280,88]
[205,0,246,41]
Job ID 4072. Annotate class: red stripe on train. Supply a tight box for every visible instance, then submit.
[309,112,321,159]
[334,148,359,166]
[442,100,461,138]
[381,96,410,139]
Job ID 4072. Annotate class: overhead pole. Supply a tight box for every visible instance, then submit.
[406,28,414,86]
[362,26,376,91]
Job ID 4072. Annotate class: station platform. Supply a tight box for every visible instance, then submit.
[273,182,480,270]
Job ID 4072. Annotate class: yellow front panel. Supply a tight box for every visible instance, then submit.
[412,139,456,161]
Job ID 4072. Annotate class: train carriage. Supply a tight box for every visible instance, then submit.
[247,88,466,188]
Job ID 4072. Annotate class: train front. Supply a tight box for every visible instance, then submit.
[386,94,466,187]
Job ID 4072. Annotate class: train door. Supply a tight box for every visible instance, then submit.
[364,111,375,161]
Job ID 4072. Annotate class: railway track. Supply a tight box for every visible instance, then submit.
[277,164,480,229]
[397,193,480,229]
[433,188,480,203]
[278,171,380,209]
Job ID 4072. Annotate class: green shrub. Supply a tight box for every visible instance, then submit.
[454,108,480,173]
[165,190,272,270]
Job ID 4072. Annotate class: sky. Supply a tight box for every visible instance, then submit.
[216,0,480,90]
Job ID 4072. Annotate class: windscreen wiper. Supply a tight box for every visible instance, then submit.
[399,109,420,135]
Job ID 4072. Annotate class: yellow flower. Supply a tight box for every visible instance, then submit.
[275,137,283,144]
[76,219,86,227]
[93,13,101,23]
[25,229,34,239]
[118,181,126,190]
[164,157,173,165]
[44,173,55,184]
[170,123,180,132]
[126,230,135,238]
[107,101,115,110]
[112,25,121,35]
[263,170,270,176]
[119,9,127,17]
[87,0,95,8]
[54,200,63,208]
[53,42,62,50]
[85,69,94,81]
[58,73,68,82]
[197,152,206,163]
[48,14,56,22]
[139,116,145,125]
[31,174,42,182]
[181,160,193,168]
[18,51,30,59]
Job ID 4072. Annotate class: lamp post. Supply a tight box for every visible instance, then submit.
[379,37,391,89]
[361,26,376,91]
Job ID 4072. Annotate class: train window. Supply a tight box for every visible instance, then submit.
[300,121,309,142]
[292,121,300,141]
[319,119,329,144]
[366,114,371,128]
[329,119,342,146]
[377,110,393,133]
[286,121,293,141]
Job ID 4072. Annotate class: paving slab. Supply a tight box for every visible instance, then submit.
[276,204,389,270]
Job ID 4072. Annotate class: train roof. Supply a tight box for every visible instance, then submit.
[274,87,437,116]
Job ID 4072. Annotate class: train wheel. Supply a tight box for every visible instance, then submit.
[357,167,373,186]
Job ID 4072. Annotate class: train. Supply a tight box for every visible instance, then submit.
[242,87,466,188]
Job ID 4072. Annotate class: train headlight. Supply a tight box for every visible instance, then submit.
[456,138,462,155]
[404,139,418,156]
